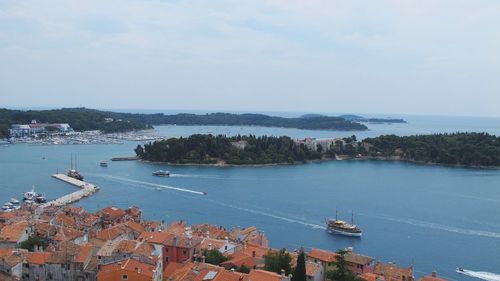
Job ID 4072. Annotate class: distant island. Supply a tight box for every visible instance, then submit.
[0,108,368,138]
[338,114,406,124]
[135,134,323,165]
[135,132,500,167]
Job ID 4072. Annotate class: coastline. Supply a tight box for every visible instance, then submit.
[139,156,500,170]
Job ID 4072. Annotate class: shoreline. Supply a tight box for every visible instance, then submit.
[139,157,500,170]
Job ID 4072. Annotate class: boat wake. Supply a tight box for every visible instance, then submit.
[458,269,500,281]
[203,198,326,230]
[169,173,224,180]
[98,175,207,196]
[364,213,500,239]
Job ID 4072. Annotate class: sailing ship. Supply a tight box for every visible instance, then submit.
[326,209,362,237]
[67,154,84,181]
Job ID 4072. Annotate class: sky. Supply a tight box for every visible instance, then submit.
[0,0,499,117]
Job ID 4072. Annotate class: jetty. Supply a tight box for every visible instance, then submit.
[40,174,100,208]
[111,156,138,161]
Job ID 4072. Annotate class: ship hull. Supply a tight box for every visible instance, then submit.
[327,228,362,237]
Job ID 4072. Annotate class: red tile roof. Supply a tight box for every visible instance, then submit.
[0,221,29,243]
[25,252,52,265]
[308,248,338,263]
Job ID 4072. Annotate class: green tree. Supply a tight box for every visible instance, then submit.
[264,248,292,275]
[292,249,306,281]
[235,264,251,273]
[19,236,48,252]
[326,250,361,281]
[203,249,229,265]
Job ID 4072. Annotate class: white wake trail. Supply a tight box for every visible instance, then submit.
[104,175,206,196]
[458,269,500,281]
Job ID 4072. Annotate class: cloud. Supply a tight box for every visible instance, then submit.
[0,0,499,116]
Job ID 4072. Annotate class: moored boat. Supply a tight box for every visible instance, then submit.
[10,198,20,205]
[23,186,37,201]
[326,210,362,237]
[152,170,170,177]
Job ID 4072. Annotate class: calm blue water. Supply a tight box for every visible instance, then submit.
[1,115,500,281]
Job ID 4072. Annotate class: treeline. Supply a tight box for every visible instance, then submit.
[360,133,500,167]
[135,113,368,131]
[0,108,151,138]
[0,108,369,138]
[135,134,322,165]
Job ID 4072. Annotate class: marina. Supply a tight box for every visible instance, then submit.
[39,174,99,208]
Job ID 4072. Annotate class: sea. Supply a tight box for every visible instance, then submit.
[1,113,500,281]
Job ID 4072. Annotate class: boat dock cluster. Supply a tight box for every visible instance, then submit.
[39,174,100,208]
[7,129,163,145]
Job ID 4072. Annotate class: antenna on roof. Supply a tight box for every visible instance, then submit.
[70,153,73,170]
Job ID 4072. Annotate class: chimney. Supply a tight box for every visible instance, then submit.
[281,269,285,278]
[208,243,213,250]
[431,270,437,278]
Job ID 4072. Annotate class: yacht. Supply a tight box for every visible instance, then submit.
[326,210,362,237]
[152,170,170,177]
[23,186,37,201]
[2,202,14,211]
[35,194,47,203]
[10,198,20,205]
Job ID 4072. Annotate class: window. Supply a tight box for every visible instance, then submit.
[183,250,187,255]
[165,248,169,253]
[122,274,128,280]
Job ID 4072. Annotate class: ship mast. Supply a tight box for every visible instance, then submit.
[336,208,338,221]
[70,153,73,170]
[351,211,354,224]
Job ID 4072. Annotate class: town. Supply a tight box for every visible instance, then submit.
[0,202,447,281]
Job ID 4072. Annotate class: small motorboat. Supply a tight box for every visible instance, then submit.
[100,161,108,167]
[156,187,162,191]
[35,194,47,203]
[152,170,170,177]
[456,267,465,273]
[10,198,20,205]
[2,203,14,211]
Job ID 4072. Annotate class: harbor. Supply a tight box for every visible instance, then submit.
[39,174,100,208]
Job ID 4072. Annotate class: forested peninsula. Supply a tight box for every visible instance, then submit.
[0,108,367,138]
[135,133,500,168]
[135,134,323,165]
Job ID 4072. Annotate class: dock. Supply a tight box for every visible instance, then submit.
[40,174,100,208]
[111,156,138,161]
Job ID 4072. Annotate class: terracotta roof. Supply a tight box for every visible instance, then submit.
[0,248,23,267]
[163,234,202,248]
[221,252,257,269]
[306,261,320,277]
[166,262,196,281]
[0,221,29,243]
[163,262,184,279]
[195,268,248,281]
[374,263,414,281]
[201,238,227,250]
[243,243,269,258]
[138,231,170,244]
[25,252,52,265]
[345,252,374,265]
[53,226,83,242]
[361,273,384,281]
[98,258,157,279]
[94,225,126,241]
[101,206,126,218]
[75,243,93,264]
[248,269,282,281]
[308,248,338,263]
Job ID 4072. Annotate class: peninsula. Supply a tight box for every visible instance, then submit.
[136,132,500,168]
